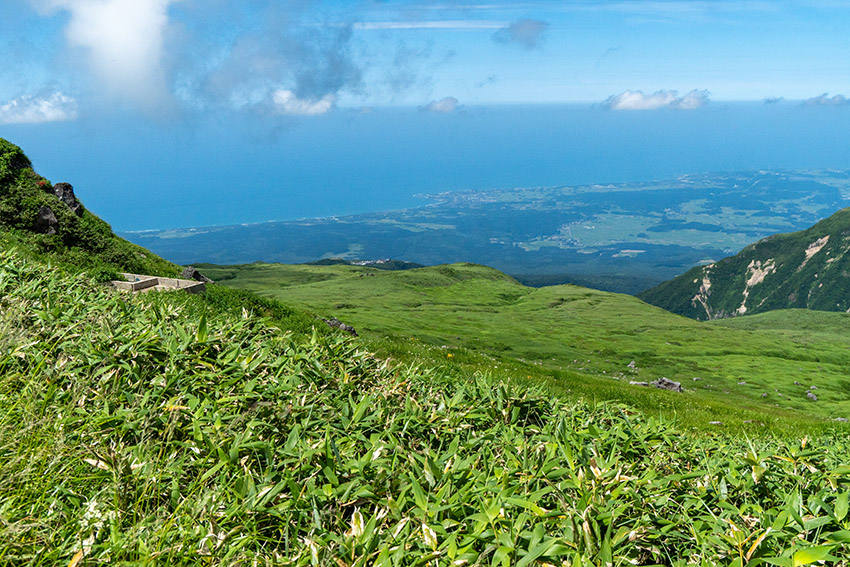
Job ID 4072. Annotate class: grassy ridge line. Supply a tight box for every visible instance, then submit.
[3,250,850,565]
[0,138,179,279]
[194,261,850,424]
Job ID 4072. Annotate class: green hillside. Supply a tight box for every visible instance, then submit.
[638,208,850,320]
[195,261,850,424]
[4,137,850,564]
[6,244,850,565]
[0,138,178,279]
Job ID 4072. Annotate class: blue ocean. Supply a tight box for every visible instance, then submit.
[6,102,850,231]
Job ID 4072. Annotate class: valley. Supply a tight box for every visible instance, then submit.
[196,260,850,428]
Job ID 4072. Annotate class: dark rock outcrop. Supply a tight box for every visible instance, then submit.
[50,182,83,216]
[323,317,358,337]
[181,266,214,283]
[34,206,58,235]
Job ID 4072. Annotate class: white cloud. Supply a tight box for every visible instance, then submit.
[422,96,460,113]
[675,89,709,110]
[271,90,335,116]
[603,89,709,110]
[34,0,176,108]
[805,93,848,106]
[0,92,78,124]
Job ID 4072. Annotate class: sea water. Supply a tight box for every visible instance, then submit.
[6,102,850,231]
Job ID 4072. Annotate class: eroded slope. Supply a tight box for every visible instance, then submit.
[639,208,850,319]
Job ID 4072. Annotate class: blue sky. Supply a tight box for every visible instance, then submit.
[2,0,849,119]
[1,1,850,230]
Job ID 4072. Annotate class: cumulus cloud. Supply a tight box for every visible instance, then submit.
[33,0,176,110]
[674,90,709,109]
[0,92,78,124]
[271,90,335,116]
[24,2,449,121]
[422,96,460,113]
[195,19,360,116]
[805,93,849,106]
[492,19,549,49]
[603,89,709,110]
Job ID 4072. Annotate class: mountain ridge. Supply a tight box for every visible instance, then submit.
[639,207,850,319]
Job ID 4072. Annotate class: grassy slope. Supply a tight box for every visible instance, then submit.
[0,138,179,279]
[195,261,850,427]
[4,135,850,562]
[638,207,850,320]
[5,249,850,566]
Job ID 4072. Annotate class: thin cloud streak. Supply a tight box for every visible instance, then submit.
[354,20,506,30]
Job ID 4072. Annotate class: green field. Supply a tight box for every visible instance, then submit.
[6,249,850,565]
[196,261,850,429]
[6,137,850,564]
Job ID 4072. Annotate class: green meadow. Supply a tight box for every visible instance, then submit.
[4,137,850,565]
[4,250,850,566]
[195,261,850,431]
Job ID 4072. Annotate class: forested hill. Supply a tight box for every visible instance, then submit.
[639,207,850,319]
